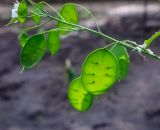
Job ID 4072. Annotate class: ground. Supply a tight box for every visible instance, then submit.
[0,1,160,130]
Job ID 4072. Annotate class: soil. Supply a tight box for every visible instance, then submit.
[0,2,160,130]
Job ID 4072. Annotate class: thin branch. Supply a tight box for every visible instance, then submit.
[23,18,51,32]
[28,0,160,62]
[41,1,65,21]
[73,3,101,33]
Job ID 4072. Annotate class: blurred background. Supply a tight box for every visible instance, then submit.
[0,0,160,130]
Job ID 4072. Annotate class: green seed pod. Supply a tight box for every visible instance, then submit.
[18,0,28,23]
[81,48,119,95]
[32,2,44,25]
[20,34,47,68]
[57,3,78,34]
[68,77,93,112]
[106,43,129,80]
[47,30,61,55]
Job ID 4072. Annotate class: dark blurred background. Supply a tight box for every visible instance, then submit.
[0,0,160,130]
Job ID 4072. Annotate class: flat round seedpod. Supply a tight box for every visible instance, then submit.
[57,3,78,34]
[68,77,93,112]
[106,43,129,80]
[20,34,47,68]
[81,48,118,95]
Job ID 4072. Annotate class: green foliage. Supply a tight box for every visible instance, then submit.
[47,31,61,55]
[32,2,45,25]
[20,34,47,68]
[68,77,93,112]
[57,3,79,34]
[19,32,29,47]
[7,1,160,112]
[106,43,129,80]
[18,0,28,23]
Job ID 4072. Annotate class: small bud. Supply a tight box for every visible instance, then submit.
[146,49,154,55]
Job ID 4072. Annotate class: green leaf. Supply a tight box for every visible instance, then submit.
[32,2,44,25]
[57,3,79,34]
[106,43,129,80]
[18,0,28,23]
[145,32,160,48]
[19,32,29,47]
[81,48,119,95]
[47,31,61,55]
[68,77,93,112]
[20,34,47,68]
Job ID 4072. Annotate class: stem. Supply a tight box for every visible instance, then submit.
[145,31,160,48]
[42,27,82,34]
[72,3,101,33]
[41,1,65,21]
[27,13,46,18]
[24,18,51,32]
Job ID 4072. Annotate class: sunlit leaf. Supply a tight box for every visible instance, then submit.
[18,0,28,23]
[68,77,93,112]
[47,31,61,55]
[32,2,44,25]
[106,43,129,80]
[57,3,78,34]
[19,32,29,47]
[20,34,47,68]
[81,48,118,95]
